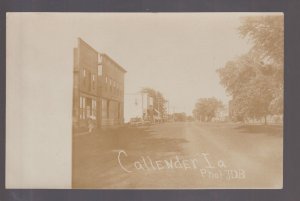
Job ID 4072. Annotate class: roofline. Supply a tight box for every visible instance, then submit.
[78,37,127,73]
[100,53,127,73]
[78,38,99,54]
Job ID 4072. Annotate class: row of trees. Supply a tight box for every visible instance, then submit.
[217,15,283,124]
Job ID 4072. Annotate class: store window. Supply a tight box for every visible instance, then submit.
[79,97,82,119]
[102,99,107,119]
[92,99,97,119]
[79,96,86,119]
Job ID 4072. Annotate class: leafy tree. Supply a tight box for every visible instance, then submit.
[217,14,283,124]
[193,97,223,122]
[239,15,284,66]
[141,87,156,97]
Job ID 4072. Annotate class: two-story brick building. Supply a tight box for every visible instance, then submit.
[72,38,126,132]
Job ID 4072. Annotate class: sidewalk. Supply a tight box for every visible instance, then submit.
[73,125,129,137]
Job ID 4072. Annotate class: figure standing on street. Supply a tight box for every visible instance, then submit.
[88,116,94,133]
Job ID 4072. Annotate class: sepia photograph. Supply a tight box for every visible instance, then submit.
[6,12,283,189]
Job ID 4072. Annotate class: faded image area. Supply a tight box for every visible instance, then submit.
[71,13,283,189]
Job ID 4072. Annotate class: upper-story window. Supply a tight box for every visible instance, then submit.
[105,76,108,84]
[92,74,96,90]
[79,97,82,119]
[83,69,86,86]
[98,65,102,76]
[80,96,86,119]
[98,54,103,64]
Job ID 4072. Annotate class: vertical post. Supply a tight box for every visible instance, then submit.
[173,107,175,121]
[141,92,144,120]
[167,100,170,116]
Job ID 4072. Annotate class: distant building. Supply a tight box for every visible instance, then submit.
[124,92,154,122]
[173,113,187,122]
[73,38,126,132]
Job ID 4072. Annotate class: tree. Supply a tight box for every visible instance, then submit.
[239,15,283,67]
[217,54,257,96]
[239,15,284,116]
[217,14,283,124]
[217,53,276,123]
[193,97,223,122]
[141,87,156,97]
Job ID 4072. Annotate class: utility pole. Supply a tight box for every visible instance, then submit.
[173,106,175,121]
[141,92,143,120]
[166,100,170,122]
[167,100,170,116]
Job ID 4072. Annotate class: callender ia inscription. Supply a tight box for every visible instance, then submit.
[117,150,246,181]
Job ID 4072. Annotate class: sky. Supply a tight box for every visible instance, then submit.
[8,12,273,119]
